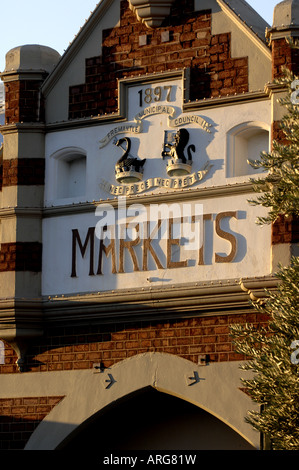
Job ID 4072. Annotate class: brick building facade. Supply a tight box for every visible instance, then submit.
[0,0,298,452]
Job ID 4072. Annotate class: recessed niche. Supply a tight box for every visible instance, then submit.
[227,122,270,177]
[53,148,87,200]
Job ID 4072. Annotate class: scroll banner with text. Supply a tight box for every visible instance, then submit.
[100,163,213,195]
[99,106,212,148]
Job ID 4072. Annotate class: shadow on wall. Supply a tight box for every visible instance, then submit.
[0,415,43,450]
[0,387,255,450]
[58,387,255,451]
[0,396,64,451]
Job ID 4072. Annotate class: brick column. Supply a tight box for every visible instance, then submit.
[0,45,60,371]
[267,0,299,81]
[265,0,299,271]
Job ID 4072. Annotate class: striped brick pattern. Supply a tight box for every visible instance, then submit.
[0,242,42,272]
[2,158,45,187]
[4,80,44,124]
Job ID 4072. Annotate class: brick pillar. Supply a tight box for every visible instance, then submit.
[265,1,299,271]
[266,0,299,79]
[0,45,60,371]
[271,36,299,79]
[266,0,299,144]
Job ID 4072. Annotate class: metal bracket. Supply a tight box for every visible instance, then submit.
[198,354,210,366]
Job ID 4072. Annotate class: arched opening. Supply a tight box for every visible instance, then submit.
[58,387,255,451]
[46,146,87,203]
[56,153,86,199]
[25,353,259,450]
[226,121,270,177]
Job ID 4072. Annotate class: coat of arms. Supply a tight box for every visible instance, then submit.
[114,137,146,183]
[162,128,194,176]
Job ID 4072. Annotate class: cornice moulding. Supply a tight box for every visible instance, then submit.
[0,70,49,83]
[128,0,176,28]
[43,275,277,325]
[43,182,255,218]
[0,122,46,135]
[266,24,299,42]
[0,207,43,221]
[0,277,276,368]
[45,92,271,133]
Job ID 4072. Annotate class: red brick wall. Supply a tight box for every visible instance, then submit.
[272,37,299,79]
[0,312,268,375]
[2,158,45,187]
[271,118,299,245]
[0,311,268,448]
[69,0,248,119]
[272,120,288,147]
[0,242,42,272]
[0,0,285,451]
[0,396,64,450]
[4,80,45,124]
[272,215,299,245]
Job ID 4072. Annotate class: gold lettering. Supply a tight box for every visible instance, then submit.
[167,218,188,269]
[71,227,95,277]
[119,224,140,273]
[196,213,212,266]
[215,211,238,263]
[70,210,242,278]
[97,237,117,275]
[142,220,163,271]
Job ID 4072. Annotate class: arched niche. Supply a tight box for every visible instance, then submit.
[47,146,87,202]
[226,121,270,177]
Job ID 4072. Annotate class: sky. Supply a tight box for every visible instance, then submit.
[0,0,279,74]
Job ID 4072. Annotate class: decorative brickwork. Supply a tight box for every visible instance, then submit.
[4,80,45,124]
[0,0,293,451]
[0,312,268,446]
[0,242,42,272]
[0,396,64,450]
[69,0,248,119]
[2,158,45,187]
